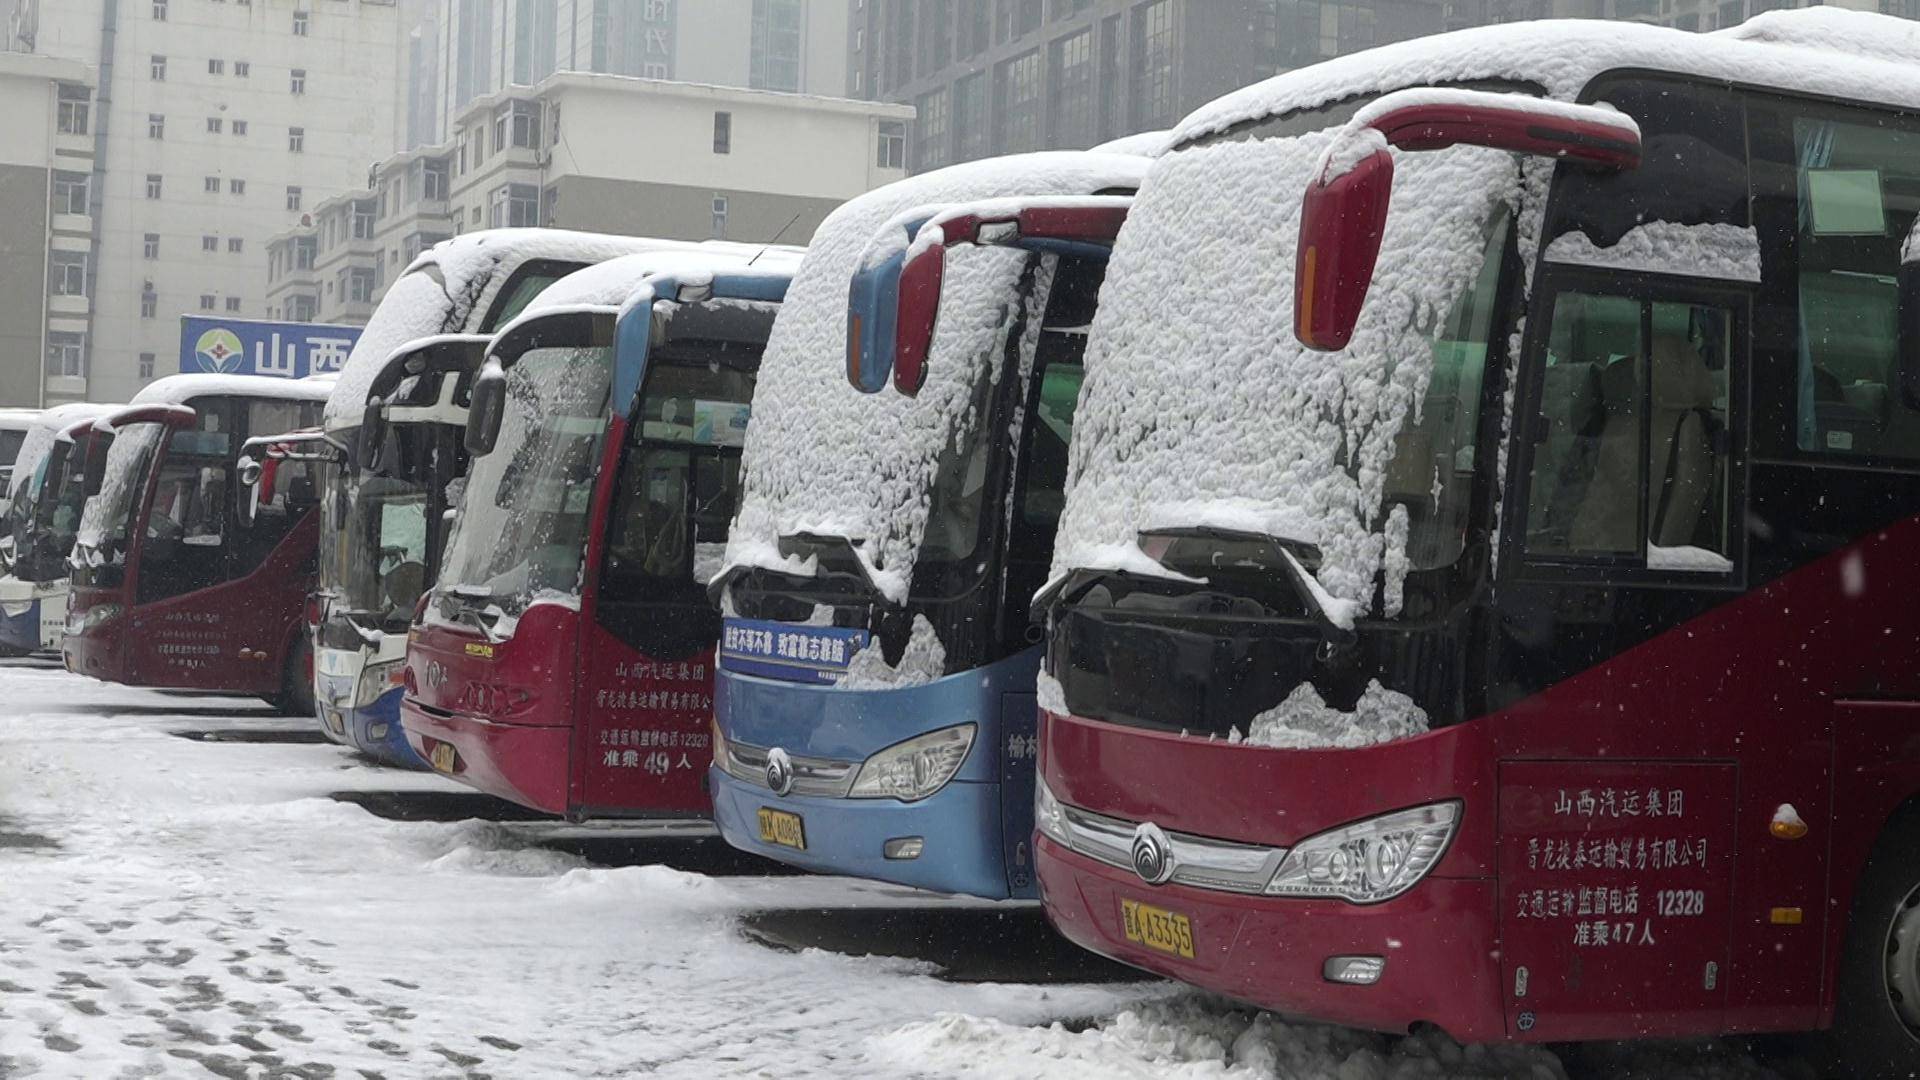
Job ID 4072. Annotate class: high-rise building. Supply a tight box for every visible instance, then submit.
[412,0,853,149]
[0,0,412,405]
[0,49,93,407]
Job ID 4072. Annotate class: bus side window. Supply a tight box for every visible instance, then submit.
[1525,291,1733,572]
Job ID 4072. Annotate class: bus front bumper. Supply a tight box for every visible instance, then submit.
[0,598,37,656]
[1036,835,1504,1041]
[710,767,1014,898]
[400,698,569,816]
[336,688,428,770]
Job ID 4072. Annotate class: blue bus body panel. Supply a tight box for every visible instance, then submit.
[343,687,429,769]
[712,646,1042,899]
[0,599,38,655]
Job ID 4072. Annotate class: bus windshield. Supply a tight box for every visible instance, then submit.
[322,420,436,627]
[438,327,612,622]
[74,423,167,588]
[1053,130,1519,624]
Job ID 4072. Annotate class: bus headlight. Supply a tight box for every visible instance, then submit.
[354,659,405,708]
[1035,775,1070,846]
[1264,802,1459,903]
[73,603,123,635]
[848,724,975,802]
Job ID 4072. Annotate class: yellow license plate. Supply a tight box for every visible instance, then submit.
[429,742,457,773]
[1121,897,1195,959]
[757,807,806,850]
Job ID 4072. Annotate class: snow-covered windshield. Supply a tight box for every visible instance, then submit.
[1053,131,1520,618]
[73,423,166,587]
[437,334,612,621]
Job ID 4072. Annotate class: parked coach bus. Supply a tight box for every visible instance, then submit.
[1031,8,1920,1073]
[65,375,331,712]
[706,148,1148,899]
[304,230,716,766]
[0,404,115,654]
[0,408,41,512]
[401,247,798,819]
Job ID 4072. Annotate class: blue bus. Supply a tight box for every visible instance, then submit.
[708,150,1146,897]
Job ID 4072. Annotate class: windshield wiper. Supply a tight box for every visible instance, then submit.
[438,583,504,642]
[1136,526,1359,650]
[776,532,896,604]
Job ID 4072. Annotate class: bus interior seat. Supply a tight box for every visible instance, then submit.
[1649,334,1718,548]
[383,560,427,615]
[1567,356,1643,554]
[1525,361,1604,545]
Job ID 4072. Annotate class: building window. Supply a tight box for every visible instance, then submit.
[226,296,243,312]
[955,72,988,162]
[290,69,306,94]
[46,333,84,378]
[148,114,165,140]
[228,237,243,254]
[487,183,540,228]
[915,89,949,170]
[289,295,317,321]
[713,111,732,154]
[141,291,158,319]
[208,59,226,75]
[877,120,906,169]
[146,174,163,199]
[57,84,89,135]
[199,294,216,311]
[202,235,219,252]
[352,201,374,239]
[294,237,315,269]
[150,55,166,81]
[995,51,1041,154]
[143,233,160,259]
[235,61,250,77]
[423,159,448,201]
[1130,0,1177,130]
[205,176,221,193]
[749,0,803,92]
[288,127,305,152]
[286,185,303,211]
[139,353,156,379]
[292,9,309,35]
[1050,28,1093,148]
[232,120,247,136]
[50,251,87,297]
[494,101,541,150]
[229,178,246,196]
[346,268,375,304]
[151,0,167,20]
[52,171,89,216]
[711,195,729,239]
[207,117,223,134]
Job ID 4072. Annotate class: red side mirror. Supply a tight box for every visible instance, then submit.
[1295,143,1393,353]
[893,239,946,397]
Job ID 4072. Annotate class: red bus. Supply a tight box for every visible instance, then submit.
[65,375,330,711]
[402,249,797,819]
[1033,10,1920,1072]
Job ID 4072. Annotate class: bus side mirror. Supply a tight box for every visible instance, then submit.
[846,247,906,393]
[356,403,385,473]
[465,362,506,456]
[83,444,107,497]
[893,240,946,398]
[1294,146,1395,353]
[1900,258,1920,411]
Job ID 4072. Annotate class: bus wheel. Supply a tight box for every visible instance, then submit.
[1832,820,1920,1077]
[270,635,316,719]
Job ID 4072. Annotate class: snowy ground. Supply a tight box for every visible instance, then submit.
[0,660,1813,1079]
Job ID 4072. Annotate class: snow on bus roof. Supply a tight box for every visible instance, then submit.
[0,408,39,432]
[321,229,748,430]
[133,373,334,407]
[1174,8,1920,146]
[7,403,115,500]
[1090,130,1171,157]
[723,149,1152,603]
[515,247,802,318]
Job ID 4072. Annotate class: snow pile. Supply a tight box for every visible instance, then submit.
[836,613,948,689]
[1232,680,1429,750]
[132,372,333,407]
[867,998,1566,1079]
[1545,222,1761,283]
[1036,669,1068,715]
[6,403,112,500]
[1175,9,1920,149]
[1647,542,1734,573]
[321,229,733,430]
[723,151,1151,604]
[1052,131,1518,610]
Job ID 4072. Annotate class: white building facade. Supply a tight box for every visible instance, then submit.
[0,0,412,405]
[269,72,912,324]
[0,50,94,408]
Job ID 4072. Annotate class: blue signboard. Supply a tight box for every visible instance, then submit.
[178,316,363,380]
[720,617,872,684]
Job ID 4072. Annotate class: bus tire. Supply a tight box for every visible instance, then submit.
[272,634,316,719]
[1831,810,1920,1078]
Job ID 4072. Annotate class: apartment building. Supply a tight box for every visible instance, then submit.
[0,51,92,407]
[0,0,411,405]
[269,71,912,324]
